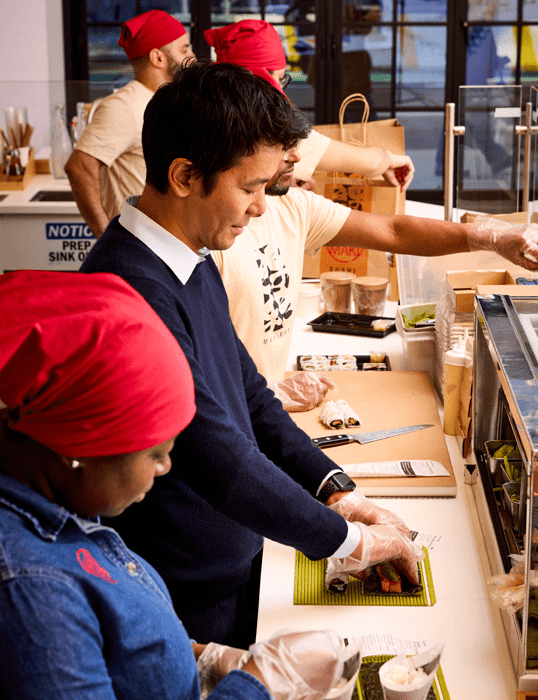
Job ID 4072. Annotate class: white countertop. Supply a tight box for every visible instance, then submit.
[0,174,79,215]
[257,310,517,699]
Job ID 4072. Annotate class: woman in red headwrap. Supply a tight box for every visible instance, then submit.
[0,270,346,700]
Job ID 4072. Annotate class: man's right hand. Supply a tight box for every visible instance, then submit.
[326,522,424,586]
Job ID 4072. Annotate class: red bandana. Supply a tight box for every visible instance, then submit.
[119,10,187,60]
[205,20,286,94]
[0,270,195,457]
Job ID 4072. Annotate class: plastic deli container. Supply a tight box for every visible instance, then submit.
[395,305,436,380]
[320,271,355,313]
[297,282,322,318]
[502,481,522,530]
[351,276,388,316]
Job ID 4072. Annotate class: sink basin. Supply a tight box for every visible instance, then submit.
[30,190,75,202]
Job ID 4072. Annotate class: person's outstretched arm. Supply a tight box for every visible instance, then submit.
[65,149,110,238]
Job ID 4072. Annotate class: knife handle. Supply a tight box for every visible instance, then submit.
[312,435,352,449]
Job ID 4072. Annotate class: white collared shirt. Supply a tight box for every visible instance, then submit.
[119,196,209,284]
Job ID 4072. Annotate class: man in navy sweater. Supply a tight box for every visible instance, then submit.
[81,60,421,647]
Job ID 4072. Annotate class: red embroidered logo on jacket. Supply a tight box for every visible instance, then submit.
[76,548,118,583]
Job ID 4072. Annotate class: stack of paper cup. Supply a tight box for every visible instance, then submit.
[378,654,436,700]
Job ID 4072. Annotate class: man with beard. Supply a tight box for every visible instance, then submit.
[212,141,538,408]
[65,10,194,238]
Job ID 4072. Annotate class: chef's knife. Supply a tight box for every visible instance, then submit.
[312,424,434,449]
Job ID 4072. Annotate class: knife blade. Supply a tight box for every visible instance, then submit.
[312,424,434,449]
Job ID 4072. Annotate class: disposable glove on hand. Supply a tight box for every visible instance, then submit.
[467,216,538,271]
[197,642,248,699]
[325,522,425,587]
[270,372,336,412]
[246,629,345,700]
[328,489,411,538]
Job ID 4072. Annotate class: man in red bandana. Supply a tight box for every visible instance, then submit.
[66,10,194,238]
[205,19,414,189]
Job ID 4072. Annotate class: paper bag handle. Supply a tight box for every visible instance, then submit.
[338,93,370,129]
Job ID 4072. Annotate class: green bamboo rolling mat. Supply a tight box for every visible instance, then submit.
[356,656,450,700]
[294,547,436,606]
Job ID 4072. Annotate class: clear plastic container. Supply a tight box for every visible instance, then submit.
[320,271,355,313]
[297,282,322,318]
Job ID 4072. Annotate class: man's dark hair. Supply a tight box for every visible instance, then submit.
[142,59,311,195]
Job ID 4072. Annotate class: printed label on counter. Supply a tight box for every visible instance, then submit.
[342,460,451,478]
[46,223,96,265]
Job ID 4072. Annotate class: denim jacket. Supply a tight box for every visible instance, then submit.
[0,474,270,700]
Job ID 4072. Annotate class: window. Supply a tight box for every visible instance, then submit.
[65,0,538,203]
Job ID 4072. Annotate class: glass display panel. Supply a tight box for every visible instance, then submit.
[531,85,538,218]
[521,27,538,83]
[468,0,517,21]
[396,0,447,22]
[88,27,134,86]
[211,1,261,22]
[395,25,446,110]
[524,0,538,21]
[340,24,392,118]
[140,1,190,14]
[457,85,522,215]
[87,1,136,23]
[397,111,444,192]
[466,25,515,85]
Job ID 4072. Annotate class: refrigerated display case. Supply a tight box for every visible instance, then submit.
[474,292,538,692]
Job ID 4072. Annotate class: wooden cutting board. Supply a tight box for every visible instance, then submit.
[288,370,456,497]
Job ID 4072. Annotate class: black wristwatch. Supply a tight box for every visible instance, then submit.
[317,472,356,504]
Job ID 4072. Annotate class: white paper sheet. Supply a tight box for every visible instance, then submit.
[342,460,451,478]
[360,632,441,658]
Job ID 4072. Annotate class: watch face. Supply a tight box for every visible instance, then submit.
[333,473,354,489]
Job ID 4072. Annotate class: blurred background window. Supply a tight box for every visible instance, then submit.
[64,0,538,204]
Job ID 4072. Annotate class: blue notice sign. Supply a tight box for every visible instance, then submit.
[45,223,96,265]
[46,223,94,239]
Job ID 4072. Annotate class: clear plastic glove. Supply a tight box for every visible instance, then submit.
[247,629,345,700]
[270,372,336,412]
[326,522,425,587]
[327,489,411,538]
[382,152,415,192]
[467,216,538,271]
[197,642,249,699]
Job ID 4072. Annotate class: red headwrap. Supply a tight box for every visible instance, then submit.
[119,10,187,60]
[0,271,195,457]
[205,20,286,94]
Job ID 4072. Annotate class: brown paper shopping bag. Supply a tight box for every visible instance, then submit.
[302,95,406,300]
[313,93,406,156]
[303,175,404,300]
